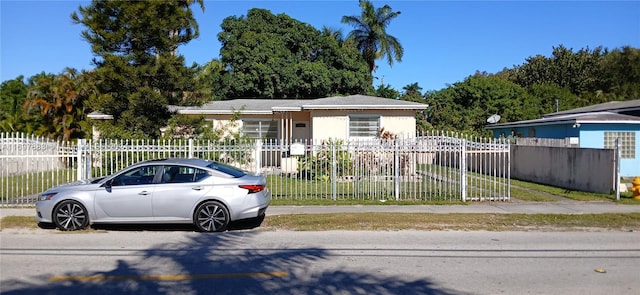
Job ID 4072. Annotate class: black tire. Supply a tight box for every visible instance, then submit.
[194,201,230,232]
[53,200,89,231]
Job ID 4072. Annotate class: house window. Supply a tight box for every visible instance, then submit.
[604,132,636,159]
[242,120,278,140]
[349,115,380,138]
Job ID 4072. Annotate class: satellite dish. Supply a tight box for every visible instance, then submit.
[486,114,501,124]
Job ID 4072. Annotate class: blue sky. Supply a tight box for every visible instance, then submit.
[1,0,639,92]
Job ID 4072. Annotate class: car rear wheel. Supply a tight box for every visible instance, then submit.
[194,201,229,232]
[53,200,89,231]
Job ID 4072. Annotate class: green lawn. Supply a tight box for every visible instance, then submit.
[1,167,637,205]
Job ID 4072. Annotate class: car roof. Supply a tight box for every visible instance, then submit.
[140,158,213,168]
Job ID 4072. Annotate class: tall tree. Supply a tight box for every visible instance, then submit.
[507,45,605,96]
[218,8,371,99]
[341,0,404,75]
[373,83,400,99]
[426,75,536,135]
[0,77,28,132]
[400,82,423,102]
[599,46,640,100]
[400,83,429,133]
[0,76,27,121]
[72,0,205,139]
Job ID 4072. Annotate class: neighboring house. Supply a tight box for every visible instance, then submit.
[486,99,640,177]
[173,95,429,143]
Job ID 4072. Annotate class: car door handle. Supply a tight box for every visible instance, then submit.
[192,186,203,191]
[138,191,151,196]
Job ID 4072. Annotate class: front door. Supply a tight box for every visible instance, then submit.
[292,121,310,142]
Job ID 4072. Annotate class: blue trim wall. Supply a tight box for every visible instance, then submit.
[578,124,640,177]
[491,123,640,177]
[491,123,579,139]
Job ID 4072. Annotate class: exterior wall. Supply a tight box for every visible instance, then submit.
[378,110,417,139]
[199,110,419,143]
[491,123,578,139]
[310,110,349,141]
[511,145,616,193]
[283,112,311,142]
[492,122,640,177]
[203,114,280,137]
[310,109,418,142]
[578,124,640,177]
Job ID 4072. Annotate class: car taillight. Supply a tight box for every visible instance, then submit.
[239,184,265,193]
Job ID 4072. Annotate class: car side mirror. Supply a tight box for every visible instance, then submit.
[104,179,113,190]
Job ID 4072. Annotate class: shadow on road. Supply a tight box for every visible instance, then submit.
[2,230,460,294]
[37,215,266,232]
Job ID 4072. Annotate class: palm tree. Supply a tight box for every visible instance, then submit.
[341,0,404,74]
[402,82,423,97]
[23,68,86,141]
[320,26,344,43]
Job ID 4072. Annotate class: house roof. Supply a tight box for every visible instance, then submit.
[486,99,640,129]
[485,112,640,129]
[172,95,428,115]
[543,99,640,118]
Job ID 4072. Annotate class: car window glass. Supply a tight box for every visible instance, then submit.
[207,162,246,178]
[112,165,158,186]
[193,168,210,182]
[161,165,210,183]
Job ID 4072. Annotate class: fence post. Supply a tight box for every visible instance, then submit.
[77,139,86,180]
[85,141,92,179]
[331,142,337,201]
[460,138,467,202]
[188,138,194,159]
[507,138,511,201]
[394,139,400,201]
[615,138,621,201]
[255,139,262,173]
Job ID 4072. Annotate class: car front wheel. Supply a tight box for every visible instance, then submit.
[53,200,89,231]
[194,201,230,232]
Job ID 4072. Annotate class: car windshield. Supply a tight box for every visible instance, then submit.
[207,162,246,178]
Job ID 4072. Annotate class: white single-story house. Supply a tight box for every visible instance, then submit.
[173,95,429,143]
[486,99,640,177]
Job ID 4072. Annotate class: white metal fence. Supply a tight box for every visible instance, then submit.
[1,131,510,207]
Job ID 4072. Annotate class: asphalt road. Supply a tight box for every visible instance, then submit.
[2,230,640,295]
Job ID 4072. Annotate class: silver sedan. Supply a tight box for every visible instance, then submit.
[36,158,270,232]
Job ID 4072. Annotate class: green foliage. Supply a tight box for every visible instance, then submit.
[72,0,205,139]
[0,77,27,121]
[497,45,640,106]
[162,111,246,142]
[342,0,404,74]
[505,45,605,95]
[525,83,582,115]
[0,76,29,132]
[218,8,372,99]
[399,83,429,132]
[599,46,640,99]
[372,83,400,99]
[426,75,535,135]
[21,69,87,141]
[297,139,353,182]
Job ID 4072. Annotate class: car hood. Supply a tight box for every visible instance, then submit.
[43,178,104,193]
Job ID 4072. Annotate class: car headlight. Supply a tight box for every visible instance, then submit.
[38,192,57,201]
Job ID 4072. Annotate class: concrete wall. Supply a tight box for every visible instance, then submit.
[511,145,615,193]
